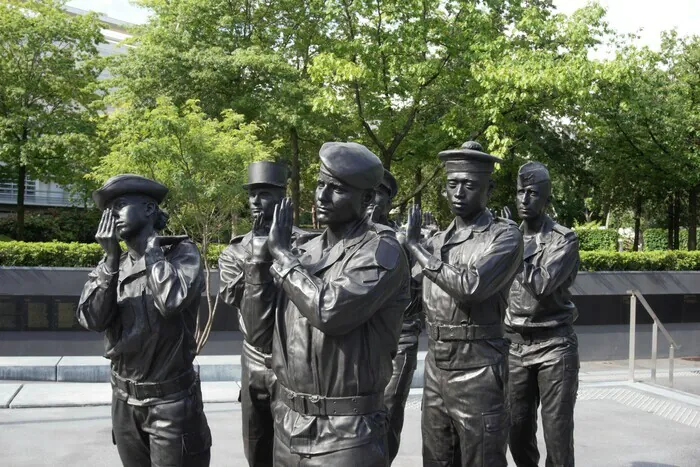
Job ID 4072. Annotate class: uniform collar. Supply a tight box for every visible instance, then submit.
[298,217,370,274]
[520,215,553,259]
[438,209,493,249]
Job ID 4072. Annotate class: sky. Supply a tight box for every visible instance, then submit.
[67,0,699,50]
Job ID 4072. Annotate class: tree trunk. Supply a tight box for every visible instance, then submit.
[413,167,422,208]
[290,127,300,225]
[667,199,674,250]
[633,194,642,252]
[16,164,26,241]
[689,186,698,250]
[673,192,681,250]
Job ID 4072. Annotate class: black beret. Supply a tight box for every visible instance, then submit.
[379,169,398,199]
[319,142,383,190]
[438,141,502,174]
[518,161,550,186]
[92,174,168,211]
[243,161,288,189]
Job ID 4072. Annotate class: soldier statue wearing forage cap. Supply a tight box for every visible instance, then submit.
[266,142,411,466]
[506,161,580,467]
[77,174,211,467]
[406,142,523,466]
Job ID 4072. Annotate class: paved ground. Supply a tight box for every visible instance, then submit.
[2,382,699,467]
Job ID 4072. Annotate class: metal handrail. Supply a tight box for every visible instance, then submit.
[627,289,681,387]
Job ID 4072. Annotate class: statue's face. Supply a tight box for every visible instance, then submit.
[108,194,155,240]
[516,181,550,221]
[445,171,491,220]
[248,185,285,221]
[315,166,369,226]
[368,186,392,220]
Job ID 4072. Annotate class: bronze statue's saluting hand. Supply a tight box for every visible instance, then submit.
[95,210,121,271]
[268,198,294,263]
[406,204,423,247]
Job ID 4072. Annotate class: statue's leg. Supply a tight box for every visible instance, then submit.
[508,354,541,467]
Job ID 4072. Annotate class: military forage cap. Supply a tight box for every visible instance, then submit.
[438,141,502,174]
[92,174,168,211]
[243,161,289,188]
[518,161,551,186]
[319,142,384,190]
[380,169,398,199]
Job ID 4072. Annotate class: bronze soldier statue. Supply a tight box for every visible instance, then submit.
[368,169,422,464]
[218,161,305,467]
[405,141,523,467]
[77,174,211,467]
[506,162,580,467]
[266,142,411,466]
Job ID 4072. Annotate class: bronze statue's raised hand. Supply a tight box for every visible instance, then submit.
[501,206,512,220]
[406,204,423,246]
[95,210,121,271]
[268,198,294,262]
[251,212,272,261]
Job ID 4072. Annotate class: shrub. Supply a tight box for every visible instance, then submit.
[644,228,699,251]
[0,209,102,243]
[580,250,700,271]
[5,241,700,272]
[574,228,619,251]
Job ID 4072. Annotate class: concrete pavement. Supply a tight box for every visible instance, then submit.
[1,383,699,466]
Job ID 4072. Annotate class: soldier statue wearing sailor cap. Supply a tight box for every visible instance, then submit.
[506,161,580,467]
[77,174,212,467]
[406,141,523,466]
[266,142,411,466]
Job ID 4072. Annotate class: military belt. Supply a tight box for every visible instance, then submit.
[506,325,574,344]
[427,321,503,342]
[279,385,383,416]
[111,369,197,399]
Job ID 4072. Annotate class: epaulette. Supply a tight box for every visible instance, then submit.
[494,216,518,227]
[552,222,575,238]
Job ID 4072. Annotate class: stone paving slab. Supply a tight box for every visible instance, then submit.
[57,356,110,382]
[0,356,60,381]
[195,355,241,382]
[0,383,22,408]
[5,381,240,408]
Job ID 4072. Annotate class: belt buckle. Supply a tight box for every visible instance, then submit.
[126,380,137,397]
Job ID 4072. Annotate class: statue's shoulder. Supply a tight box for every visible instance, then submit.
[492,216,520,234]
[552,222,576,240]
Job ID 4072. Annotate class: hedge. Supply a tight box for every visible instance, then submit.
[4,241,700,272]
[644,228,699,251]
[574,228,619,251]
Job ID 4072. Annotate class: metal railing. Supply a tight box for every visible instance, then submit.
[627,289,681,387]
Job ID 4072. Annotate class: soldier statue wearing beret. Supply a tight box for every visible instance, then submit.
[406,142,523,466]
[77,174,211,467]
[506,162,580,467]
[266,142,411,466]
[218,161,308,467]
[368,169,423,464]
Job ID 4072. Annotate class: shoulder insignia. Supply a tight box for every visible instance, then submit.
[375,238,400,270]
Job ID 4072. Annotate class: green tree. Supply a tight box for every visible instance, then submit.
[0,0,105,239]
[94,97,276,351]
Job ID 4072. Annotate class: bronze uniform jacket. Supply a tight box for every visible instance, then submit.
[218,226,311,352]
[76,238,204,405]
[420,210,523,370]
[505,215,580,333]
[270,218,411,455]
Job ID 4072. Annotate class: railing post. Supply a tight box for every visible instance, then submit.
[629,292,637,382]
[669,345,675,388]
[651,321,658,383]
